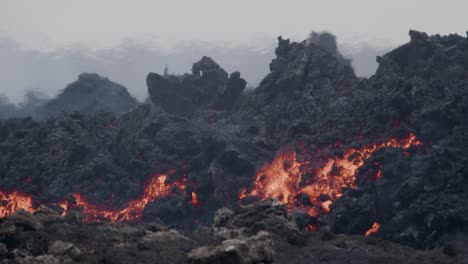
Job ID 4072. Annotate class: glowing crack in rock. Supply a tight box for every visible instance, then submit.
[364,222,381,237]
[65,174,187,223]
[190,192,201,208]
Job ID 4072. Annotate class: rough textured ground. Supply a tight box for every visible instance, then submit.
[0,201,466,264]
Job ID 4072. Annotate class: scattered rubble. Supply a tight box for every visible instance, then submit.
[0,202,465,263]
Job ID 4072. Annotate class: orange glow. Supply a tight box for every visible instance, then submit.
[56,200,69,216]
[246,150,301,205]
[72,174,187,223]
[374,162,383,180]
[1,173,197,223]
[307,224,318,232]
[190,192,200,208]
[0,190,35,217]
[321,200,333,213]
[240,133,422,221]
[364,222,381,237]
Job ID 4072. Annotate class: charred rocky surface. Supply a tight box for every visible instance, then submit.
[1,30,468,259]
[1,201,466,264]
[233,33,358,146]
[147,56,246,117]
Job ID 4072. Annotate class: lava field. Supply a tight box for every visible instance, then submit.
[0,30,467,263]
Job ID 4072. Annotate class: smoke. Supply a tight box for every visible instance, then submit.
[339,43,391,77]
[0,37,273,104]
[305,31,391,77]
[307,31,340,52]
[0,35,392,112]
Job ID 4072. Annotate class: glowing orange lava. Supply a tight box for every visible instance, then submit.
[1,133,422,235]
[321,200,333,213]
[364,222,381,237]
[190,192,201,208]
[1,173,196,223]
[69,174,187,223]
[0,190,35,217]
[240,133,422,219]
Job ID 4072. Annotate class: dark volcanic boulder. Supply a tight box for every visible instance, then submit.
[186,231,275,264]
[39,73,138,118]
[212,72,247,110]
[147,56,246,117]
[233,32,358,146]
[214,199,304,246]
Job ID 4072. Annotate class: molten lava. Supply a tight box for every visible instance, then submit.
[0,190,35,217]
[240,133,422,219]
[321,200,333,213]
[69,174,187,222]
[1,173,195,223]
[364,222,381,237]
[1,133,422,237]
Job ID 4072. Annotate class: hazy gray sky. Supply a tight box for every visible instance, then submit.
[1,0,466,49]
[0,1,466,103]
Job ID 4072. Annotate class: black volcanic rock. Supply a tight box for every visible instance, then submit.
[214,199,304,246]
[212,71,247,110]
[2,205,465,264]
[147,56,246,117]
[233,33,358,146]
[39,73,138,118]
[1,30,468,251]
[0,112,121,202]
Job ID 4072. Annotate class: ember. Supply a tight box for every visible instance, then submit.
[307,224,318,232]
[240,133,422,221]
[190,192,201,208]
[364,222,381,237]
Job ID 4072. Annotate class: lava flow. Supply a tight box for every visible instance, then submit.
[190,192,201,208]
[0,190,35,218]
[66,174,187,222]
[240,133,423,220]
[1,173,194,223]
